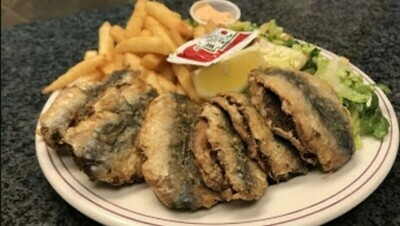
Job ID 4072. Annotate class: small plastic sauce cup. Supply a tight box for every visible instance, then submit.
[190,0,241,26]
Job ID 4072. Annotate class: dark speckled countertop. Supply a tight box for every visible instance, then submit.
[1,0,399,225]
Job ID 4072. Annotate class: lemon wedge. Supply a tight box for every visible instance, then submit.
[193,45,266,98]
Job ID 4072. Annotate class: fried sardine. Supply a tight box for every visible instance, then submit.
[63,70,158,185]
[138,93,222,210]
[211,93,308,181]
[192,102,267,201]
[39,77,101,150]
[40,71,158,185]
[249,67,355,172]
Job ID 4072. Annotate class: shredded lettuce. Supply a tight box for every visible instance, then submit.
[227,21,258,31]
[258,20,296,47]
[293,43,321,74]
[344,93,390,143]
[313,54,390,148]
[184,18,198,27]
[257,39,308,70]
[314,56,372,103]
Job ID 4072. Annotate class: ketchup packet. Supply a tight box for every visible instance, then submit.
[167,28,258,67]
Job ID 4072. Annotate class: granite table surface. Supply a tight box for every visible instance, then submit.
[1,0,399,225]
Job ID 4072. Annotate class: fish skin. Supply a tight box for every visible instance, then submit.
[191,118,229,192]
[138,93,221,210]
[249,67,355,172]
[199,103,267,201]
[65,111,143,184]
[248,81,315,164]
[64,70,158,185]
[39,70,136,151]
[39,79,100,150]
[211,95,259,162]
[213,93,308,182]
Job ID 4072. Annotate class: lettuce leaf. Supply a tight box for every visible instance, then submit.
[313,54,390,147]
[258,20,296,47]
[227,21,258,31]
[257,39,308,70]
[293,43,321,74]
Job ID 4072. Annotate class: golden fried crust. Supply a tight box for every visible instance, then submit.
[248,80,313,164]
[39,81,100,149]
[64,70,157,185]
[199,103,267,201]
[216,93,308,182]
[249,68,354,172]
[138,93,222,210]
[191,119,228,191]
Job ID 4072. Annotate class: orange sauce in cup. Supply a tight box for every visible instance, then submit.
[194,3,236,25]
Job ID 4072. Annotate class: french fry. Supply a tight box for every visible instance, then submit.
[125,0,148,38]
[104,52,115,62]
[171,11,181,19]
[150,2,180,20]
[194,25,207,38]
[100,62,122,76]
[84,50,98,60]
[144,16,176,50]
[124,53,147,74]
[185,65,196,72]
[152,1,186,19]
[145,71,164,93]
[124,52,141,67]
[74,70,104,84]
[42,55,106,94]
[171,64,201,103]
[168,29,185,46]
[140,53,165,71]
[157,75,176,92]
[114,53,125,68]
[175,83,186,95]
[160,64,177,83]
[98,21,114,55]
[88,70,105,81]
[140,29,152,37]
[115,37,171,55]
[110,25,126,43]
[45,1,199,98]
[146,1,193,38]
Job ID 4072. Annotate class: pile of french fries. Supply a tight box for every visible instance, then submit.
[42,0,219,103]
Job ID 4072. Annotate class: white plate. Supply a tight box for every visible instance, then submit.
[35,49,399,226]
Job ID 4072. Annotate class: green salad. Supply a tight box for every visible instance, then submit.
[228,20,390,149]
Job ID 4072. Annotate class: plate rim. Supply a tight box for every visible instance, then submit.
[35,48,399,226]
